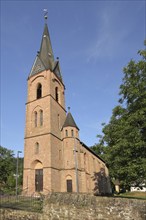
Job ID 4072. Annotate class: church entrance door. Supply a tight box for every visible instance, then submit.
[35,169,43,192]
[67,179,72,192]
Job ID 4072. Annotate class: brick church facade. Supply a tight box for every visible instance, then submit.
[23,16,111,195]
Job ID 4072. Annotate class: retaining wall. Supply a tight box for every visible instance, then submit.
[43,193,146,220]
[0,193,146,220]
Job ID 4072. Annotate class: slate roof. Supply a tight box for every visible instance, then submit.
[62,112,79,130]
[39,23,54,70]
[29,23,62,82]
[53,60,63,81]
[29,55,46,76]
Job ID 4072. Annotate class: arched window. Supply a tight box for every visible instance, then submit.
[37,83,42,99]
[65,130,68,137]
[34,111,37,127]
[35,142,39,154]
[71,129,74,137]
[55,87,59,102]
[58,114,60,129]
[40,110,43,126]
[59,150,61,160]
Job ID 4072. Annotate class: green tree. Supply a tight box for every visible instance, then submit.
[0,146,15,184]
[0,146,23,194]
[92,47,146,190]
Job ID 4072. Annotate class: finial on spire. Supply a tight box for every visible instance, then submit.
[43,9,48,21]
[68,107,71,112]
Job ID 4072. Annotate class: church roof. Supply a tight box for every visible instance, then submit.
[39,23,54,70]
[29,54,46,76]
[53,60,63,81]
[29,22,62,82]
[62,112,79,130]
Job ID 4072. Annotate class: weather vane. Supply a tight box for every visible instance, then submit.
[43,9,48,21]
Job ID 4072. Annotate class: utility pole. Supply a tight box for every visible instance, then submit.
[16,151,22,197]
[74,137,79,193]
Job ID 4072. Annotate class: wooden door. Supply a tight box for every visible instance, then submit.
[67,179,72,192]
[35,169,43,192]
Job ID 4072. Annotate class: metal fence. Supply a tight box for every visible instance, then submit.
[0,195,44,213]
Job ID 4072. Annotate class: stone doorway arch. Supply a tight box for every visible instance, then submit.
[31,160,43,192]
[66,175,73,192]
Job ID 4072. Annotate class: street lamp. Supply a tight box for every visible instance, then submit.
[73,137,79,193]
[16,150,22,196]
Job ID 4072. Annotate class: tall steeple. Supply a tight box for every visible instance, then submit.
[39,23,54,70]
[29,11,62,82]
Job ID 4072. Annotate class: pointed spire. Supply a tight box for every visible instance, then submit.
[36,8,54,70]
[62,108,79,130]
[39,23,54,70]
[29,11,63,82]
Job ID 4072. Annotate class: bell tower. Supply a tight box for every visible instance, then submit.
[23,12,112,196]
[23,13,66,194]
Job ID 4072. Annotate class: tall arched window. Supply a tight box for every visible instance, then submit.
[37,83,42,99]
[34,111,37,127]
[35,142,39,154]
[40,110,43,126]
[58,114,60,129]
[55,87,59,102]
[65,130,68,137]
[71,129,74,137]
[59,150,61,160]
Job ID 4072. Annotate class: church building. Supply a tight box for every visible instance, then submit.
[23,15,111,195]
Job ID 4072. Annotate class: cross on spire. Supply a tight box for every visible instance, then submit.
[43,9,48,22]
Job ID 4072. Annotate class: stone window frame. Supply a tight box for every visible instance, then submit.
[34,111,37,127]
[36,83,42,99]
[71,129,74,137]
[55,87,59,102]
[40,109,43,126]
[33,109,44,128]
[35,142,39,154]
[65,129,68,137]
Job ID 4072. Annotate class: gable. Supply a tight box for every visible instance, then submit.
[29,55,46,77]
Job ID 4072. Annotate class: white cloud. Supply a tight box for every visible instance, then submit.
[86,5,129,62]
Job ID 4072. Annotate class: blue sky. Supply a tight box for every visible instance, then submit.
[1,0,145,156]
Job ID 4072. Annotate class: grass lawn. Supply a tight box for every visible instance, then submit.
[115,191,146,200]
[0,196,43,212]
